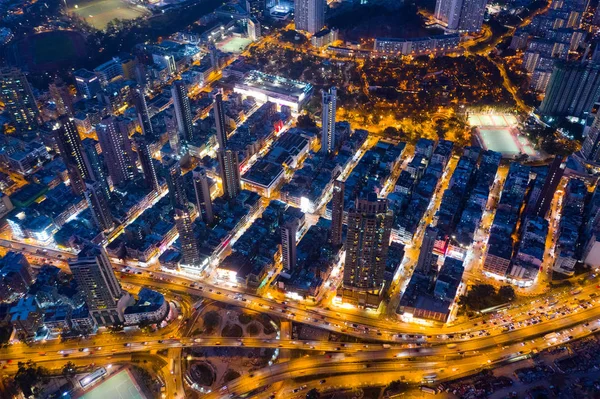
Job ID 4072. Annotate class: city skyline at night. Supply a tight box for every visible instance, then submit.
[0,0,600,397]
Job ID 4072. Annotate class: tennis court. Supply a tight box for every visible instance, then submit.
[78,370,146,399]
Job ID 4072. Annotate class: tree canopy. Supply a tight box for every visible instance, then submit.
[459,284,515,311]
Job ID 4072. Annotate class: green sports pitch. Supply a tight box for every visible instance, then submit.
[68,0,150,30]
[477,127,521,156]
[77,370,146,399]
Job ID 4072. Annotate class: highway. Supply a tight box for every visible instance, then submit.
[4,285,600,363]
[204,313,600,398]
[6,305,597,399]
[4,236,600,341]
[3,234,600,398]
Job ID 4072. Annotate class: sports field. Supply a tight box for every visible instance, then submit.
[470,112,538,158]
[478,128,521,155]
[217,37,253,53]
[468,113,517,128]
[14,30,87,72]
[33,32,77,64]
[78,370,146,399]
[69,0,150,30]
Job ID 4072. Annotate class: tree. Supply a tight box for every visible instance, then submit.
[203,311,221,334]
[498,285,515,302]
[383,126,399,137]
[0,325,11,345]
[459,284,515,311]
[14,360,47,397]
[296,114,318,132]
[62,361,76,379]
[384,380,409,395]
[306,388,320,399]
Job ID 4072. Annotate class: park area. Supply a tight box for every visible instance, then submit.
[195,304,278,337]
[68,0,151,30]
[12,30,87,72]
[327,2,441,42]
[183,305,280,391]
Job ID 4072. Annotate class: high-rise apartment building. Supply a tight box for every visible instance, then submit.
[0,68,40,133]
[164,157,188,208]
[281,218,299,272]
[209,43,220,70]
[73,69,101,99]
[321,86,337,154]
[94,57,124,86]
[218,149,241,200]
[540,61,600,119]
[294,0,325,34]
[81,138,111,200]
[415,227,438,274]
[246,0,265,18]
[174,205,201,267]
[343,194,393,291]
[526,156,564,218]
[54,116,91,195]
[214,91,228,149]
[582,111,600,162]
[49,78,73,117]
[593,5,600,26]
[96,116,137,186]
[171,80,194,143]
[132,86,153,138]
[247,17,262,41]
[134,135,161,192]
[434,0,487,32]
[68,245,123,325]
[85,180,114,232]
[330,180,345,246]
[193,166,214,225]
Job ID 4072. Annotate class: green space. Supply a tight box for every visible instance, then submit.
[459,284,515,312]
[246,323,260,336]
[190,362,215,386]
[221,323,243,338]
[223,369,240,383]
[202,310,221,334]
[33,32,77,64]
[327,3,441,41]
[238,313,253,324]
[69,0,150,30]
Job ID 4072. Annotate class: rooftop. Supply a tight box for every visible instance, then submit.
[242,159,284,188]
[236,70,312,100]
